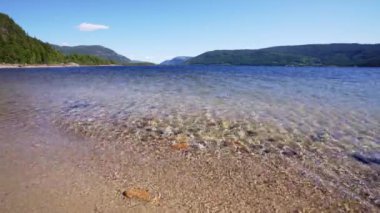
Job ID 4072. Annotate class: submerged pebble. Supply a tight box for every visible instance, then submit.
[281,148,298,157]
[310,130,331,143]
[64,100,92,111]
[351,152,380,165]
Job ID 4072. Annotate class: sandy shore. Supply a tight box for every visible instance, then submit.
[0,100,377,212]
[0,64,121,69]
[0,112,372,212]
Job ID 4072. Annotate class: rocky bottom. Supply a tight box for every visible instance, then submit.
[48,100,380,211]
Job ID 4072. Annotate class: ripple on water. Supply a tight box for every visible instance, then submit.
[1,66,379,208]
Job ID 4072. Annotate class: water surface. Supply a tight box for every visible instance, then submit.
[0,65,379,209]
[1,65,379,149]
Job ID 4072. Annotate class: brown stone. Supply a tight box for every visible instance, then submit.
[122,188,151,202]
[171,142,189,150]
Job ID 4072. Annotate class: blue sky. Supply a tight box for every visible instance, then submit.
[1,0,380,63]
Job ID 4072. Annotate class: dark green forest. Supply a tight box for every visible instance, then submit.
[0,13,114,65]
[51,44,131,64]
[188,44,380,67]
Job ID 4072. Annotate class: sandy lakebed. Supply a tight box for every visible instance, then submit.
[0,66,379,212]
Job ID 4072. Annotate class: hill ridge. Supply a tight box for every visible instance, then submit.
[51,44,132,64]
[188,43,380,67]
[0,13,114,65]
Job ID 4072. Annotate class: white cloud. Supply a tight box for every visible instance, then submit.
[77,22,109,32]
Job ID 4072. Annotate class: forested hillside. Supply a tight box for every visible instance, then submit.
[52,45,131,64]
[0,13,114,65]
[189,44,380,67]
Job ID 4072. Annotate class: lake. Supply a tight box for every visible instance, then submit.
[0,65,379,211]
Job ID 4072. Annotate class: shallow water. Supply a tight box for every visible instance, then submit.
[1,66,379,147]
[0,65,380,209]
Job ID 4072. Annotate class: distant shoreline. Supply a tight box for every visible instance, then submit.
[0,63,123,69]
[3,63,379,69]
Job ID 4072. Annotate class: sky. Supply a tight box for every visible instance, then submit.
[1,0,380,63]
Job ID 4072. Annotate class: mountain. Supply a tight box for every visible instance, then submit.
[160,56,192,65]
[188,44,380,67]
[0,13,63,64]
[51,45,131,64]
[0,13,113,65]
[128,60,156,66]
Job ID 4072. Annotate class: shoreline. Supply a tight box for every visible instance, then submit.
[0,63,122,69]
[0,67,379,211]
[0,106,374,212]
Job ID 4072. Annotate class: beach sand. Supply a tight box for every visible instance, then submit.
[0,102,376,212]
[0,63,123,69]
[0,63,79,69]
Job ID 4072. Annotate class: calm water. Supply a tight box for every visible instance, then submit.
[1,65,380,206]
[1,65,379,150]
